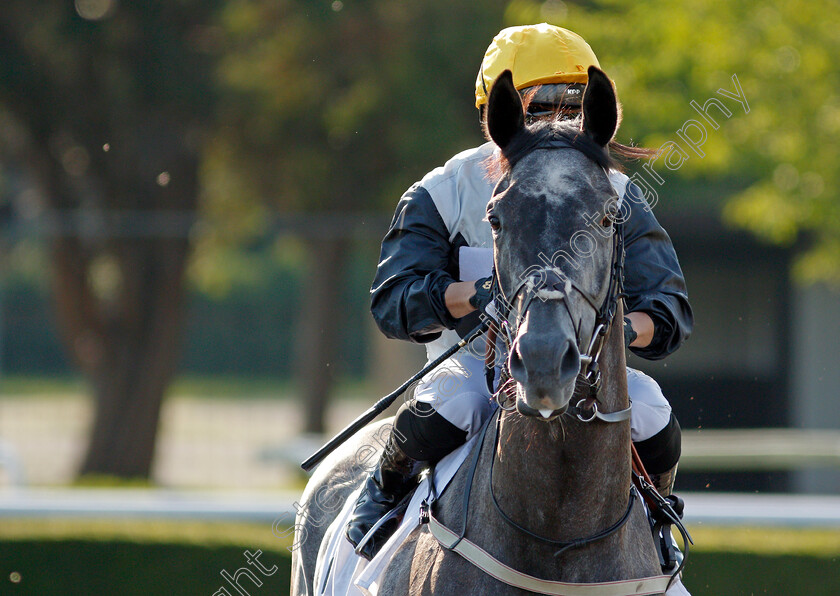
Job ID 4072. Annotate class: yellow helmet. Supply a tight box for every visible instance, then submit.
[475,23,601,108]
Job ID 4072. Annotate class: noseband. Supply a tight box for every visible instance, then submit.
[487,198,626,415]
[495,217,625,391]
[485,131,627,405]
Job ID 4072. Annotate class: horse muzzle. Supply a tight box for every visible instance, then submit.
[515,397,568,421]
[508,332,580,418]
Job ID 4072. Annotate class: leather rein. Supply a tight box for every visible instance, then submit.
[420,218,680,594]
[420,409,673,596]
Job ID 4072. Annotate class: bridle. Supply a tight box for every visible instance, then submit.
[422,141,689,594]
[485,164,628,420]
[423,178,681,595]
[476,174,636,548]
[493,213,626,396]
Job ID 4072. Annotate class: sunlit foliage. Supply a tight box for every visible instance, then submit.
[507,0,840,283]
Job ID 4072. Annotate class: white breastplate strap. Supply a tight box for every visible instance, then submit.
[428,512,672,596]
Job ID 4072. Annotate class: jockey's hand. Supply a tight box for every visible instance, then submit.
[469,276,494,313]
[623,316,638,348]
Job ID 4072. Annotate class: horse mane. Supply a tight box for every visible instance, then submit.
[484,117,620,181]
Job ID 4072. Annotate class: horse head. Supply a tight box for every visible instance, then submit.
[486,67,621,420]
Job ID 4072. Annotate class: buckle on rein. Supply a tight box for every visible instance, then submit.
[419,500,430,525]
[419,464,438,526]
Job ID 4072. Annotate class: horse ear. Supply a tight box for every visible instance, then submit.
[581,66,618,147]
[487,70,525,150]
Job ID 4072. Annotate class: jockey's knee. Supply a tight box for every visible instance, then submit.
[395,384,494,462]
[627,368,672,442]
[627,368,681,474]
[635,412,681,475]
[433,390,496,439]
[394,401,468,463]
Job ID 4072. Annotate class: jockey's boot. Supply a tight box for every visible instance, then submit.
[345,432,427,560]
[649,463,678,498]
[650,462,684,525]
[649,463,685,573]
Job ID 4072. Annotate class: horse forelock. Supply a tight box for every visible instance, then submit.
[490,120,616,284]
[489,118,617,179]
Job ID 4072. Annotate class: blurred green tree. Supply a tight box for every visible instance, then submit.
[0,0,509,472]
[508,0,840,282]
[0,0,221,478]
[210,0,506,432]
[7,0,832,478]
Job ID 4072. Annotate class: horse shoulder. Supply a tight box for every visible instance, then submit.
[380,525,494,595]
[379,433,509,594]
[617,505,663,579]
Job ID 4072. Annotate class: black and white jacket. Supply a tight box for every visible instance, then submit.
[370,142,693,363]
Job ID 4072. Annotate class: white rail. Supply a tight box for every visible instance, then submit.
[1,489,839,527]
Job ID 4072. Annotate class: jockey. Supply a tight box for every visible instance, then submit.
[346,23,694,561]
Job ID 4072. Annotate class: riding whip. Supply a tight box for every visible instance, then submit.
[300,319,489,472]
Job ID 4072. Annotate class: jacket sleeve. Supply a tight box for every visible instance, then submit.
[370,184,461,343]
[622,182,694,360]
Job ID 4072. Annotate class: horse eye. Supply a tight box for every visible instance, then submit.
[600,214,612,227]
[488,214,501,231]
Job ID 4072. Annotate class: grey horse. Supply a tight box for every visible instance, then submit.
[291,67,664,595]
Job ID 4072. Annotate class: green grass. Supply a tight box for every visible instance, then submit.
[1,540,292,596]
[169,375,293,399]
[688,525,840,557]
[684,552,840,595]
[0,519,294,551]
[0,519,293,596]
[2,521,840,595]
[0,375,87,397]
[7,519,838,560]
[685,526,840,595]
[0,374,292,399]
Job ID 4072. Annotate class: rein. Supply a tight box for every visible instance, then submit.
[421,409,673,596]
[423,140,676,594]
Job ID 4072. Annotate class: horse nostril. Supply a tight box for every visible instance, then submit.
[508,334,580,387]
[511,334,579,386]
[508,342,528,384]
[557,340,581,384]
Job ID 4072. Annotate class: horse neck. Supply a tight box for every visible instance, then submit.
[493,302,631,539]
